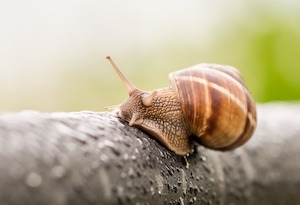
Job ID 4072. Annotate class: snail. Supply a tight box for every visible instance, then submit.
[106,56,257,155]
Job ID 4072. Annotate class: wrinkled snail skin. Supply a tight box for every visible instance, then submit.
[118,88,193,155]
[106,56,257,156]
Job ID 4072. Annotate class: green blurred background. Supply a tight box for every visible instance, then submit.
[0,0,299,112]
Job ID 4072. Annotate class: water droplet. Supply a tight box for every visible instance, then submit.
[178,197,184,205]
[141,138,150,147]
[155,174,164,195]
[165,165,173,176]
[188,182,194,194]
[73,133,88,144]
[136,170,142,178]
[123,138,132,147]
[123,154,129,161]
[181,169,187,195]
[177,179,182,186]
[190,171,195,179]
[159,150,165,158]
[149,179,154,185]
[173,185,178,193]
[200,156,207,162]
[110,146,121,156]
[128,167,134,178]
[134,148,140,154]
[136,138,143,146]
[100,154,108,162]
[26,172,42,187]
[121,172,127,178]
[150,186,155,195]
[193,185,200,195]
[51,166,66,178]
[116,185,124,197]
[97,140,119,157]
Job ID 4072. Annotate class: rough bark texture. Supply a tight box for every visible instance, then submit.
[0,103,300,205]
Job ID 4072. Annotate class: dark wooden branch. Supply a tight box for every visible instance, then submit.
[0,103,300,205]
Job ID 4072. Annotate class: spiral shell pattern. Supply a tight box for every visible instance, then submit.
[169,64,257,150]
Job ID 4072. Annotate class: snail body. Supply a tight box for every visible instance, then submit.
[106,56,257,155]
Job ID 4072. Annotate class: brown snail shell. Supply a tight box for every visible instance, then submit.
[169,64,256,151]
[106,56,257,155]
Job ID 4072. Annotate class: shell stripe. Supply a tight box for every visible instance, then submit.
[222,92,256,150]
[178,75,247,117]
[177,75,255,149]
[201,74,212,136]
[187,72,212,136]
[189,74,198,132]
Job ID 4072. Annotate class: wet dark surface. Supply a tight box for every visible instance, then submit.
[0,103,300,205]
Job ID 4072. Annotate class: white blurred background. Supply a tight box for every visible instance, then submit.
[1,0,300,112]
